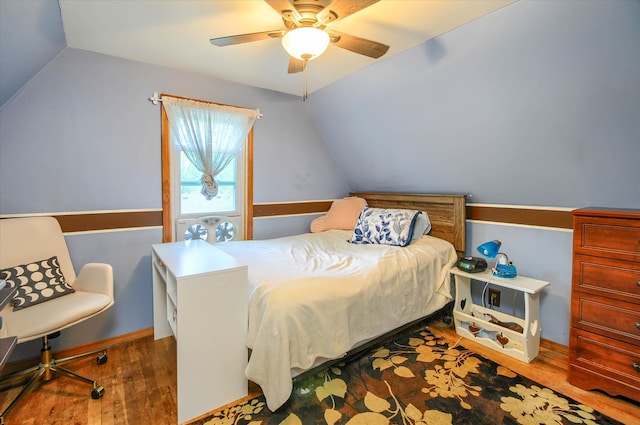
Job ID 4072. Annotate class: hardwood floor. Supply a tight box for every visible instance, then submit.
[0,322,637,425]
[0,334,180,425]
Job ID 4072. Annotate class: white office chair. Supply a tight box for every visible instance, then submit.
[0,217,114,423]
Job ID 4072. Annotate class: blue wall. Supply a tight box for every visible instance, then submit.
[0,47,350,359]
[307,0,640,208]
[0,48,350,212]
[1,0,639,357]
[0,0,65,106]
[306,0,640,345]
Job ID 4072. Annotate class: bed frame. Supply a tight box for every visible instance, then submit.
[351,192,467,257]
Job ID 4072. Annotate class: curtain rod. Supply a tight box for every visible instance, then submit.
[148,92,262,118]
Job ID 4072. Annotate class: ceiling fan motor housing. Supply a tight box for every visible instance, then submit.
[209,0,389,74]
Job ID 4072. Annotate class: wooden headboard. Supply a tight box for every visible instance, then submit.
[350,192,467,257]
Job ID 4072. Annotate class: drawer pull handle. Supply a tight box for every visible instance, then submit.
[636,322,640,330]
[634,363,640,373]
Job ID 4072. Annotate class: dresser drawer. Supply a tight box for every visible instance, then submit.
[571,291,640,345]
[573,254,640,303]
[573,215,640,262]
[569,328,640,401]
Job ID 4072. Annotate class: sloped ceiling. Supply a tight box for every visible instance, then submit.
[0,0,514,106]
[0,0,66,106]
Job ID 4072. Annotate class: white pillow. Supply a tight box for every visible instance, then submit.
[411,211,432,241]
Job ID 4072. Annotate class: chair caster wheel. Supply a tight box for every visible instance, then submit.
[97,353,108,365]
[91,386,105,399]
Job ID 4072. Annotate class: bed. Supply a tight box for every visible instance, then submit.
[215,192,466,411]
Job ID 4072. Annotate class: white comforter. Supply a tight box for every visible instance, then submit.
[215,229,457,411]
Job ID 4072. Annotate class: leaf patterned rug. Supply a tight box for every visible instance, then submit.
[191,324,621,425]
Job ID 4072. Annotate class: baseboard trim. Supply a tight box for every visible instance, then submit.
[1,327,154,376]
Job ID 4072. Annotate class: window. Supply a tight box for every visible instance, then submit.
[175,147,242,216]
[160,95,256,243]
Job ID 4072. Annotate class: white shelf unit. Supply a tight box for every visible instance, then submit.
[450,268,550,363]
[152,240,248,424]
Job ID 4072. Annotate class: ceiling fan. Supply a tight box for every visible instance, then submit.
[209,0,390,74]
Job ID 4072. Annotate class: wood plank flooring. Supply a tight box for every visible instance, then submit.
[0,322,637,425]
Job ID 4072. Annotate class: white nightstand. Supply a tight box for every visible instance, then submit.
[152,240,248,424]
[450,267,550,363]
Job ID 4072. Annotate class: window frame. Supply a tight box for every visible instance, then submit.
[161,95,254,243]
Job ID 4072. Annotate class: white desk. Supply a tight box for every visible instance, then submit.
[152,240,248,424]
[450,267,550,363]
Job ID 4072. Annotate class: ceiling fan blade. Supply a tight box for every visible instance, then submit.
[317,0,379,25]
[288,57,306,74]
[328,30,389,58]
[210,30,285,47]
[265,0,302,25]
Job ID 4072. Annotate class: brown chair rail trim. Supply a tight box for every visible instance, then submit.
[1,204,573,233]
[52,211,163,233]
[256,201,573,230]
[253,201,333,217]
[467,205,573,229]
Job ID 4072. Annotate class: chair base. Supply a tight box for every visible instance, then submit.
[0,335,107,424]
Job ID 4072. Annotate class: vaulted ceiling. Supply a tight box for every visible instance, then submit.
[0,0,514,106]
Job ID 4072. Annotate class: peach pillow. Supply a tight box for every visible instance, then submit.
[310,197,368,233]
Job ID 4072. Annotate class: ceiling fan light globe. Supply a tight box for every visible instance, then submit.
[282,27,330,61]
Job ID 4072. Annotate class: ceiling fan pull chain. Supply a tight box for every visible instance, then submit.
[303,60,308,101]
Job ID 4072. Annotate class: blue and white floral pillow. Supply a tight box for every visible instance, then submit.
[350,207,422,247]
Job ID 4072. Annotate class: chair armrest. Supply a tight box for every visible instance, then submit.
[72,263,113,299]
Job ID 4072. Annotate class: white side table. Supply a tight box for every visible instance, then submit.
[450,267,550,363]
[152,240,248,424]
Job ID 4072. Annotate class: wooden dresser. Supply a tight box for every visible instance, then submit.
[569,207,640,402]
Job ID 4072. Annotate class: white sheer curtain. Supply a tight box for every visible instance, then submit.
[162,96,258,199]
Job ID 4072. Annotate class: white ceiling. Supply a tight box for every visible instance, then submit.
[59,0,514,97]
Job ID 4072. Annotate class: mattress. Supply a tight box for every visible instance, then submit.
[215,229,457,411]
